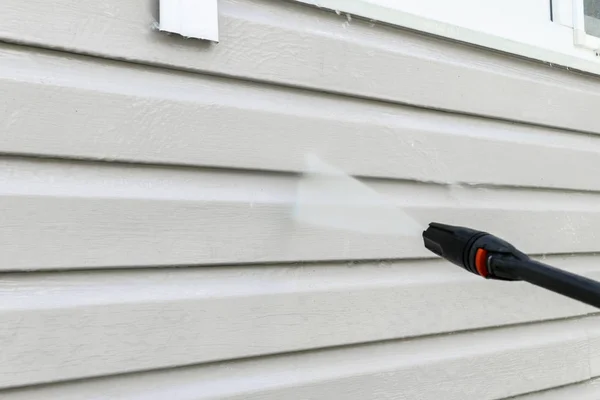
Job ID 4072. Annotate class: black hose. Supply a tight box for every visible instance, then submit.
[492,257,600,309]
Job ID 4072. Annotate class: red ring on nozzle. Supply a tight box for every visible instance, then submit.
[475,248,489,277]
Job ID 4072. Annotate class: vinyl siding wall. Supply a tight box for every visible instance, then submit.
[1,0,600,398]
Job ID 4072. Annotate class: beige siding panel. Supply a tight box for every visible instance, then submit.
[2,45,600,191]
[0,317,592,399]
[517,379,600,399]
[2,0,600,133]
[1,1,598,396]
[584,316,600,377]
[1,157,600,269]
[0,255,597,388]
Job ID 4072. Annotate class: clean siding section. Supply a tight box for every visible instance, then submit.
[2,157,600,269]
[2,0,600,133]
[517,378,600,399]
[2,44,600,191]
[0,316,595,399]
[0,256,597,388]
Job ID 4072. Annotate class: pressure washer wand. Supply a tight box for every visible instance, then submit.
[423,222,600,309]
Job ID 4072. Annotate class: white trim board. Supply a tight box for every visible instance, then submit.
[159,0,219,41]
[295,0,600,76]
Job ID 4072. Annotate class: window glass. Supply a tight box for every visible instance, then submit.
[584,0,600,37]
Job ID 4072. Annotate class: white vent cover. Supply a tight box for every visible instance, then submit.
[159,0,219,42]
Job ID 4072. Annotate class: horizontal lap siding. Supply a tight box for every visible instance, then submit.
[1,316,597,399]
[0,256,597,388]
[2,0,600,133]
[517,378,600,399]
[1,0,599,398]
[2,45,600,191]
[1,157,600,269]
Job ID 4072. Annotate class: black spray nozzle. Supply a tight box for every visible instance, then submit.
[422,222,600,309]
[422,222,527,280]
[422,222,486,271]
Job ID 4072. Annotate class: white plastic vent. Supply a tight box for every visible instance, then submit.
[159,0,219,42]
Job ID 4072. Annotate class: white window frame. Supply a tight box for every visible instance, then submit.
[572,0,600,50]
[295,0,600,76]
